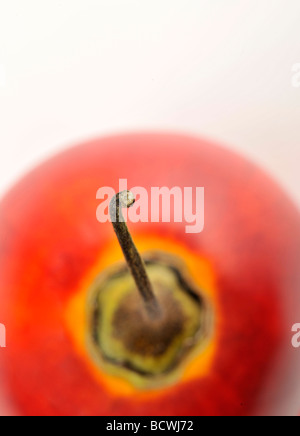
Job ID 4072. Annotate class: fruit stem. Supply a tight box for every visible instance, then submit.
[109,191,161,320]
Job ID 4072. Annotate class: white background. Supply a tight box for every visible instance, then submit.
[0,0,299,206]
[0,0,300,416]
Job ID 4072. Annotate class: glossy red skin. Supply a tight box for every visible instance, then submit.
[0,133,299,416]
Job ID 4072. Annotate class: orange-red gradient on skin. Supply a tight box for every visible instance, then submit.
[0,133,299,416]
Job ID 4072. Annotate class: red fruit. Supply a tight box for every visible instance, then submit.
[0,133,299,416]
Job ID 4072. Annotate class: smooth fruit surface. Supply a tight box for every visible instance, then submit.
[0,133,299,416]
